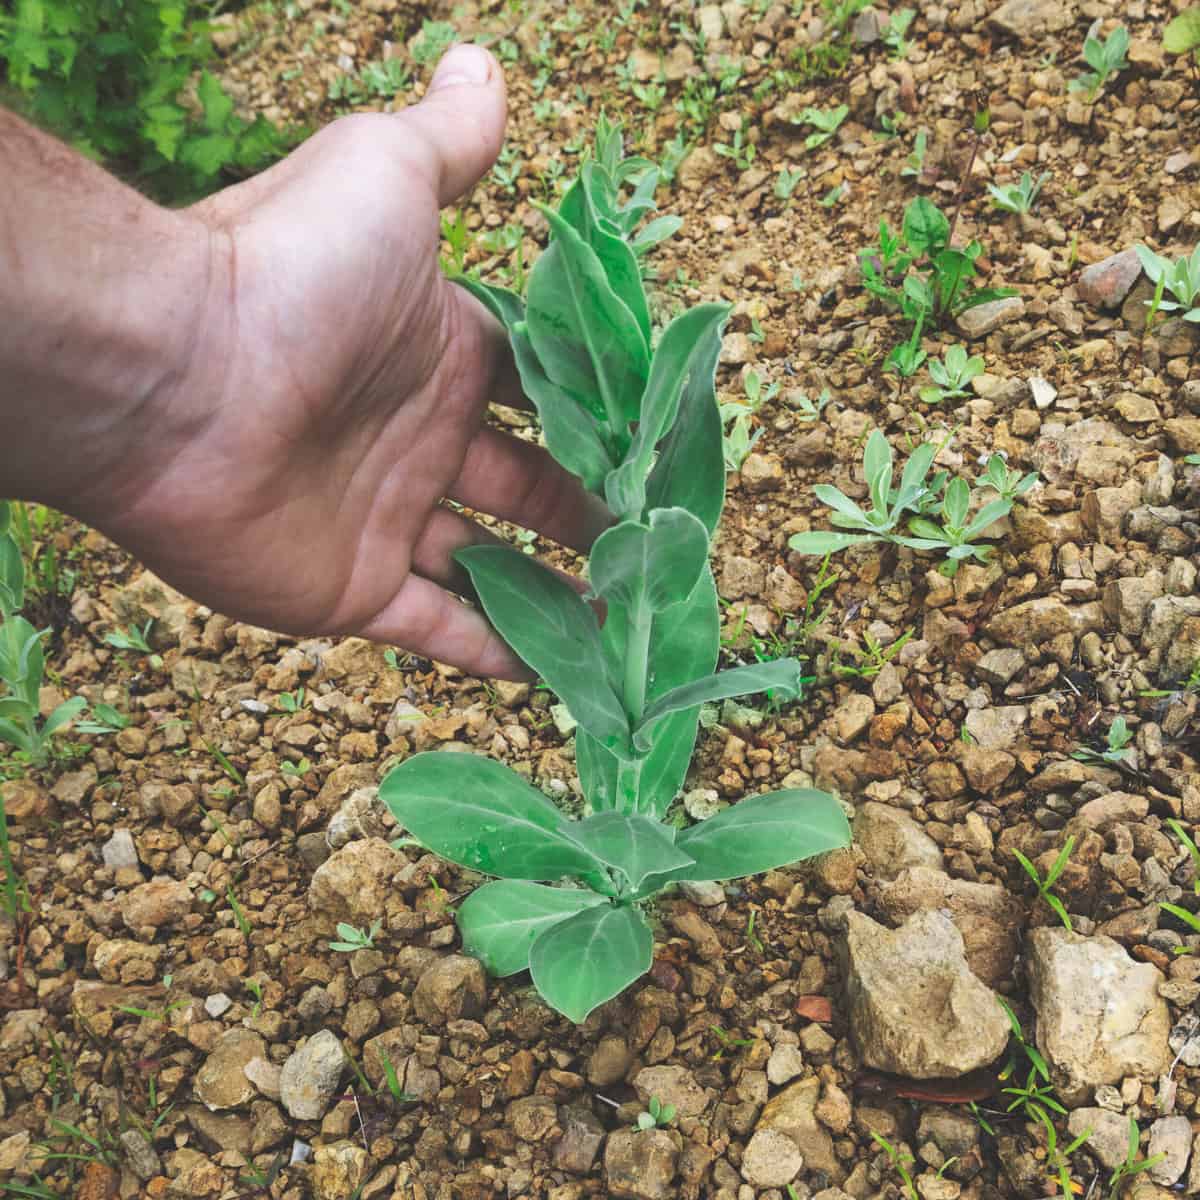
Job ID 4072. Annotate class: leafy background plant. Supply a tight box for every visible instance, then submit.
[0,0,294,201]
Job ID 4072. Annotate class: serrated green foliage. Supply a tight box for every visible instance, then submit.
[380,124,848,1023]
[0,0,293,201]
[1164,8,1200,61]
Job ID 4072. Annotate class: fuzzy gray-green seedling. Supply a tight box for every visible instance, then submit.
[380,124,849,1024]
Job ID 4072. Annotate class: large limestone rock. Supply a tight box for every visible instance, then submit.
[842,910,1009,1078]
[875,867,1024,988]
[1027,928,1171,1103]
[851,803,943,881]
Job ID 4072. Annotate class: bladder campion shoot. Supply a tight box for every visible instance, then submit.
[380,121,849,1023]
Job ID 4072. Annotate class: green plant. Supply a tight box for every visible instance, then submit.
[789,431,1012,575]
[281,756,311,778]
[411,20,457,69]
[1070,25,1129,101]
[328,57,412,106]
[1072,715,1134,765]
[1166,819,1200,895]
[1164,7,1200,72]
[329,919,382,953]
[709,1025,756,1060]
[901,129,928,179]
[379,127,849,1024]
[976,453,1038,502]
[73,702,131,736]
[104,620,154,655]
[275,688,306,714]
[789,388,831,421]
[379,1051,418,1105]
[1135,244,1200,323]
[870,1130,917,1200]
[859,196,1016,331]
[714,119,757,171]
[884,326,928,377]
[1012,836,1075,930]
[883,8,916,58]
[820,183,847,206]
[636,1095,676,1130]
[1106,1120,1164,1200]
[0,0,291,201]
[988,170,1049,215]
[919,344,984,403]
[775,165,804,200]
[226,887,252,937]
[794,103,848,151]
[0,506,86,770]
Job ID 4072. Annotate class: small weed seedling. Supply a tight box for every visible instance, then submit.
[329,919,382,953]
[1164,8,1200,74]
[1070,24,1129,102]
[789,430,1012,576]
[870,1131,918,1200]
[714,119,757,171]
[104,620,154,655]
[883,8,916,58]
[901,129,928,179]
[275,688,306,714]
[1072,715,1134,765]
[1012,836,1075,930]
[1165,818,1200,895]
[988,170,1049,215]
[281,756,311,779]
[976,453,1038,502]
[1107,1120,1164,1199]
[636,1096,676,1131]
[885,326,928,378]
[794,104,848,151]
[788,388,831,421]
[919,344,983,403]
[775,165,804,200]
[73,702,130,736]
[709,1025,756,1060]
[380,123,848,1022]
[1135,244,1200,323]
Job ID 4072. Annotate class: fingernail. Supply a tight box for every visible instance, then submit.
[430,43,492,90]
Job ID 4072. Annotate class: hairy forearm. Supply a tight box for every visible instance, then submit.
[0,109,213,516]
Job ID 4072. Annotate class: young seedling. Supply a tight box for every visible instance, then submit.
[104,620,154,655]
[901,129,928,179]
[987,170,1049,215]
[1165,819,1200,896]
[1072,715,1134,765]
[775,165,804,200]
[709,1025,756,1060]
[73,701,130,736]
[1070,24,1129,102]
[883,8,916,58]
[1164,7,1200,75]
[794,103,848,151]
[380,123,849,1023]
[1012,836,1075,931]
[919,343,983,403]
[788,387,831,422]
[1135,244,1200,323]
[329,919,382,953]
[884,323,928,378]
[896,476,1012,574]
[870,1131,918,1200]
[636,1095,676,1130]
[975,453,1038,502]
[1107,1120,1165,1199]
[274,688,306,714]
[714,119,756,171]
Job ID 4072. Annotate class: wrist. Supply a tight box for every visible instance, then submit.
[0,113,221,520]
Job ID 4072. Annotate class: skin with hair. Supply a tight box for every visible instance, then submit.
[0,45,608,679]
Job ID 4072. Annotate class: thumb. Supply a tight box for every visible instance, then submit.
[399,44,507,207]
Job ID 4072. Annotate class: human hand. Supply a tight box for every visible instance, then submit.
[95,45,609,679]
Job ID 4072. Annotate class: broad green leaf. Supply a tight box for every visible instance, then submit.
[561,171,652,347]
[0,718,32,754]
[903,195,949,256]
[965,498,1012,538]
[644,313,726,536]
[943,477,970,529]
[788,531,877,555]
[380,752,608,882]
[674,788,851,881]
[578,567,719,817]
[179,131,237,178]
[635,659,806,751]
[0,502,10,536]
[457,881,607,976]
[631,215,683,254]
[589,507,708,613]
[41,696,85,738]
[457,545,630,753]
[1165,10,1200,55]
[197,71,234,134]
[863,430,893,516]
[605,303,729,519]
[0,535,24,615]
[526,206,650,435]
[562,812,695,891]
[529,902,652,1022]
[456,278,614,491]
[813,485,874,530]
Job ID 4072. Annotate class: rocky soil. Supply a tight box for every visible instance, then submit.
[2,0,1200,1198]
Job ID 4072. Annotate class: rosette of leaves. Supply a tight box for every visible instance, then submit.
[380,128,849,1023]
